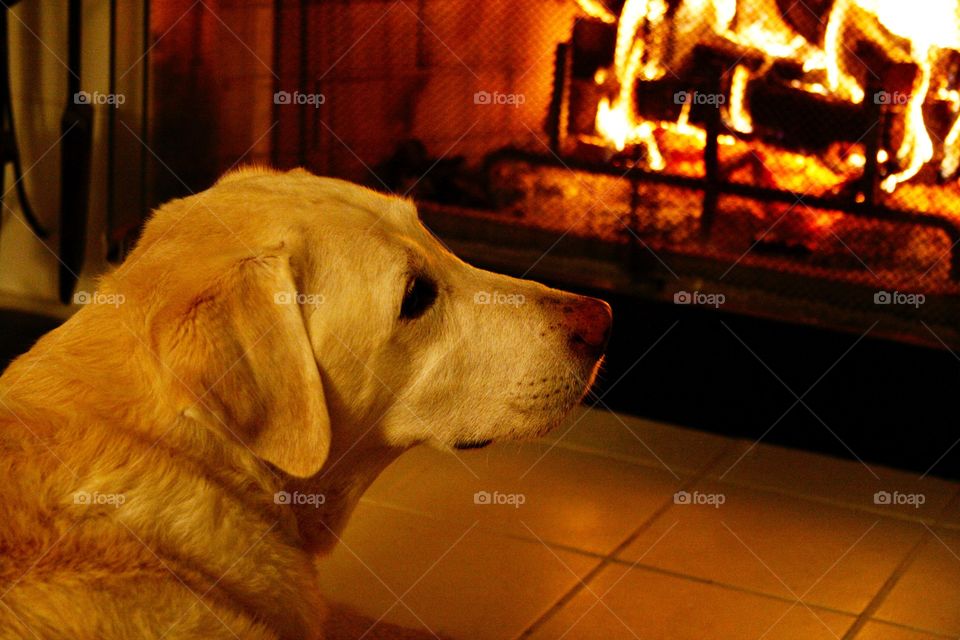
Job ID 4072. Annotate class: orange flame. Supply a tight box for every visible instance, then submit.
[575,0,617,23]
[574,0,960,192]
[726,65,754,134]
[824,0,960,190]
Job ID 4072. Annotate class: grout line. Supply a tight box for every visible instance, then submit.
[514,441,740,639]
[853,618,960,639]
[839,490,960,639]
[839,533,931,640]
[543,422,960,529]
[702,436,960,527]
[582,444,956,529]
[358,427,960,637]
[535,439,707,477]
[360,496,876,621]
[545,436,959,529]
[596,558,861,619]
[711,474,956,529]
[362,498,872,632]
[362,434,959,639]
[358,496,614,560]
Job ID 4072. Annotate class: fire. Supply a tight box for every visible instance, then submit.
[825,0,960,190]
[726,65,753,134]
[575,0,960,193]
[588,0,731,164]
[591,0,674,166]
[576,0,616,23]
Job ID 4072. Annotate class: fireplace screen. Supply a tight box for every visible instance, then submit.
[273,0,960,347]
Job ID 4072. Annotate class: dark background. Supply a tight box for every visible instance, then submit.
[573,288,960,480]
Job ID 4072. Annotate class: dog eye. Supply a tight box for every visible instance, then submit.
[400,275,437,320]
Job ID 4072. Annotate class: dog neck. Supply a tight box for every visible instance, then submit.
[284,442,406,554]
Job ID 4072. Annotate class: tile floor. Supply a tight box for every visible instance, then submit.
[317,406,960,639]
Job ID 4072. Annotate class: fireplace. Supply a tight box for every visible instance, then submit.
[266,0,960,349]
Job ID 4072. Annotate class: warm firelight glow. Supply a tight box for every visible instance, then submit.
[585,0,731,164]
[726,65,754,134]
[575,0,960,193]
[825,0,960,190]
[576,0,617,23]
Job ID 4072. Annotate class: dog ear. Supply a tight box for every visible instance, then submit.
[173,254,331,478]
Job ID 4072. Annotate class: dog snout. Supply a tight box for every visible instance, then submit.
[564,296,612,359]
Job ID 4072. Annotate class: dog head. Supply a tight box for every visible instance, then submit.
[116,167,611,478]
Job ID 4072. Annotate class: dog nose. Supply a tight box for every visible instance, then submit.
[566,296,612,359]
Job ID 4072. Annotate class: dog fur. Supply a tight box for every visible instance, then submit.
[0,168,611,639]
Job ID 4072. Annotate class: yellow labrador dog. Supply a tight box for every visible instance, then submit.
[0,168,611,639]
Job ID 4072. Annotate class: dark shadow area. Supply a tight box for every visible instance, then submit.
[566,287,960,480]
[0,310,62,370]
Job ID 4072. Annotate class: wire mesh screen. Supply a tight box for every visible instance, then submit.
[273,0,578,177]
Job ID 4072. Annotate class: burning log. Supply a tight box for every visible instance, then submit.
[562,18,617,142]
[746,76,871,150]
[569,18,615,80]
[564,22,920,155]
[778,0,834,44]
